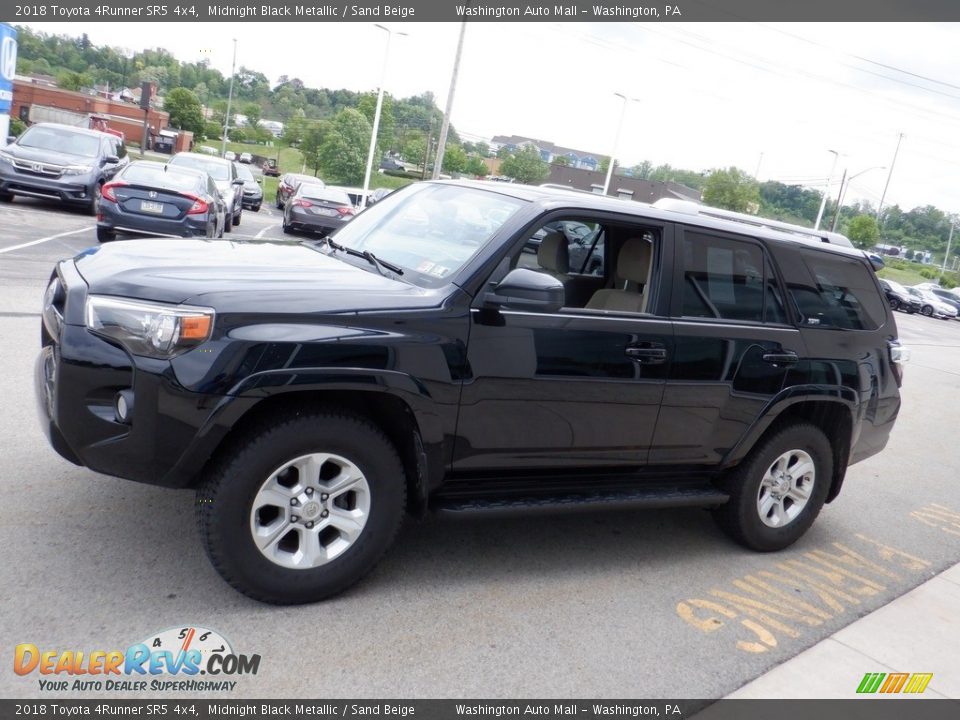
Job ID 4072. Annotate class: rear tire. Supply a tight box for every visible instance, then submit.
[196,412,406,604]
[87,183,102,216]
[889,298,900,311]
[96,226,116,243]
[0,192,13,203]
[713,423,832,552]
[922,305,933,316]
[233,208,242,226]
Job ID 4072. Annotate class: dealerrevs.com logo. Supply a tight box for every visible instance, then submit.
[14,626,261,693]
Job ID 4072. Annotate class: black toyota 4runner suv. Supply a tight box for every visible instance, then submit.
[36,181,906,604]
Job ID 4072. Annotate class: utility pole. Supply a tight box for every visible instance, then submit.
[941,222,955,285]
[876,132,904,222]
[814,149,839,230]
[362,25,407,210]
[753,151,764,180]
[602,93,635,196]
[221,39,237,158]
[829,168,847,232]
[432,22,467,180]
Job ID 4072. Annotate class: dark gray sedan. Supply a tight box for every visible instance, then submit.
[282,184,355,236]
[97,162,226,242]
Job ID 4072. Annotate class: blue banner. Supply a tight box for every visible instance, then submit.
[0,23,16,114]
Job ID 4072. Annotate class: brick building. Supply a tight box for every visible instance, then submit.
[11,79,192,153]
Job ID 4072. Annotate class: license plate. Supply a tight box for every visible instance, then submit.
[313,208,337,216]
[140,200,164,214]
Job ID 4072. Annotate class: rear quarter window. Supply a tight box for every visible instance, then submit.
[782,249,886,330]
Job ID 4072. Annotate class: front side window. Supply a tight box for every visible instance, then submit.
[328,183,525,287]
[679,231,786,323]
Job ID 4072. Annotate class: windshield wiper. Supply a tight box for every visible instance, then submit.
[313,237,404,276]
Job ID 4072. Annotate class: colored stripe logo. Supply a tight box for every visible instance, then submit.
[857,672,933,694]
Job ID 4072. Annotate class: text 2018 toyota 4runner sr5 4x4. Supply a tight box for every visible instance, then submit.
[36,181,906,604]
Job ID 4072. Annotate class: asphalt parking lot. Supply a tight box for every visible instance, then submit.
[2,197,960,700]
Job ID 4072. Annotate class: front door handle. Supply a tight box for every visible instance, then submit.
[762,351,799,365]
[625,346,668,364]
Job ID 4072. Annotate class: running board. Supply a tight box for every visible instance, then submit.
[432,484,729,517]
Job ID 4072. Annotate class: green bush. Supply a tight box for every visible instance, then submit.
[382,169,422,179]
[919,268,938,279]
[9,117,26,137]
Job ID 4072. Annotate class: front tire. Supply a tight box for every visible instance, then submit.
[922,305,934,316]
[196,412,406,604]
[712,423,832,552]
[233,208,242,226]
[889,298,900,311]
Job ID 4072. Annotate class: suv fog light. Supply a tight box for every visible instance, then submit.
[115,390,134,424]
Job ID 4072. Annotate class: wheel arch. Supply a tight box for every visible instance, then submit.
[723,394,856,504]
[195,388,440,515]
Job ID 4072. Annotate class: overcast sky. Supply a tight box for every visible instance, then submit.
[20,21,960,217]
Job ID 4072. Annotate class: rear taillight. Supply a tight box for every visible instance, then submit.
[185,194,209,215]
[889,340,910,386]
[337,206,355,217]
[101,182,126,203]
[292,199,312,209]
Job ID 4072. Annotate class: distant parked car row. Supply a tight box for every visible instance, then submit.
[880,278,960,320]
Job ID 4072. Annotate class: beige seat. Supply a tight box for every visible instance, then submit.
[585,238,653,313]
[537,231,570,279]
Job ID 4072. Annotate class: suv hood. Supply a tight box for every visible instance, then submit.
[72,238,439,312]
[4,143,94,165]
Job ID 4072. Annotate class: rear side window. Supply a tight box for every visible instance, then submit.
[679,231,787,324]
[784,250,885,330]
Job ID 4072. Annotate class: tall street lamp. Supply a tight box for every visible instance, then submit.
[602,93,637,196]
[221,38,237,158]
[361,24,408,210]
[813,149,840,230]
[830,165,885,232]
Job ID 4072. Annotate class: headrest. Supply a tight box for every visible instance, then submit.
[537,231,569,274]
[617,239,652,283]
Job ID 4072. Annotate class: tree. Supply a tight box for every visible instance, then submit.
[441,145,467,174]
[242,102,262,129]
[702,167,760,212]
[164,88,204,134]
[631,160,653,179]
[464,156,488,177]
[56,70,91,91]
[846,215,881,250]
[300,123,329,175]
[318,109,372,184]
[553,156,570,167]
[500,145,549,184]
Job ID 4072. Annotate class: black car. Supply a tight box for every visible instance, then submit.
[275,172,322,209]
[236,163,263,212]
[97,161,227,242]
[282,184,354,236]
[36,181,905,604]
[0,122,128,214]
[878,278,921,314]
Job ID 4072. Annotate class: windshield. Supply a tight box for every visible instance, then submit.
[121,163,203,192]
[329,183,525,286]
[169,155,230,181]
[20,127,100,158]
[236,165,256,182]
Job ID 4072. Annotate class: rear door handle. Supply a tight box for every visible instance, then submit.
[762,351,799,365]
[625,346,668,364]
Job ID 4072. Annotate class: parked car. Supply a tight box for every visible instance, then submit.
[907,286,958,319]
[282,183,354,236]
[379,156,405,172]
[524,219,594,254]
[224,150,236,161]
[236,163,263,212]
[927,287,960,318]
[262,158,280,177]
[239,152,253,164]
[367,187,394,206]
[167,152,244,230]
[276,172,323,209]
[0,122,128,214]
[96,161,226,242]
[878,279,921,314]
[35,180,906,604]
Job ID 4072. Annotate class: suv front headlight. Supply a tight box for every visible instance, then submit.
[62,164,95,176]
[0,148,14,164]
[85,296,215,359]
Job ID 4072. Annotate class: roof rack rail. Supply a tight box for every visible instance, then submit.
[652,198,853,248]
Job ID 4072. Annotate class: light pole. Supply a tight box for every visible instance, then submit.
[220,38,237,158]
[830,165,885,232]
[876,132,904,222]
[361,24,407,210]
[432,22,467,181]
[941,222,955,285]
[813,149,840,230]
[602,93,637,196]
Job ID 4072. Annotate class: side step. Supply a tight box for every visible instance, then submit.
[432,484,729,517]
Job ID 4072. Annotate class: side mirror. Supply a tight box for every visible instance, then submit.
[104,155,120,164]
[256,177,262,184]
[232,178,245,186]
[7,136,16,145]
[485,268,564,312]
